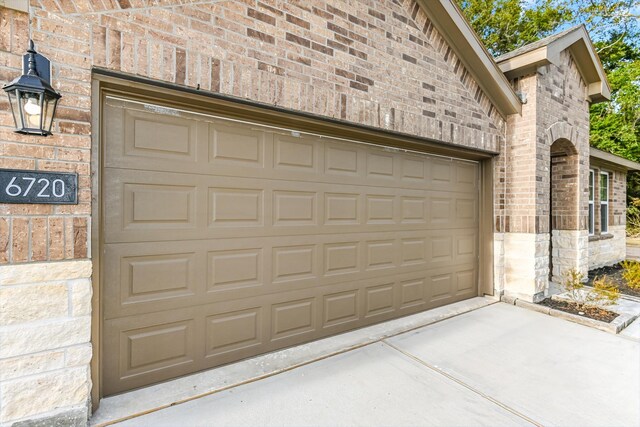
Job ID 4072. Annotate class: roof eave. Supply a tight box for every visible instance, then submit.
[417,0,522,117]
[590,147,640,171]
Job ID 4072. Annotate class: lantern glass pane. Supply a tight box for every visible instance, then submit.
[19,90,44,131]
[6,90,21,129]
[42,94,58,133]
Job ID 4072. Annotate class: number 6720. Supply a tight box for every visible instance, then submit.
[5,176,66,198]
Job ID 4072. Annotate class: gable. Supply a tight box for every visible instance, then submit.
[496,26,610,103]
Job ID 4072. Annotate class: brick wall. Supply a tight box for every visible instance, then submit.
[0,9,90,264]
[551,150,579,230]
[536,50,591,232]
[500,73,538,234]
[0,0,507,265]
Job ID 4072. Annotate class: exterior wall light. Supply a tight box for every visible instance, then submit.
[3,40,61,136]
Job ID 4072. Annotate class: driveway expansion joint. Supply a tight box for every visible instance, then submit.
[380,340,543,427]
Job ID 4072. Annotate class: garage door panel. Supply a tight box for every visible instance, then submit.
[323,290,359,328]
[104,229,477,319]
[209,122,268,167]
[102,98,481,395]
[102,311,204,395]
[105,98,478,194]
[104,168,476,243]
[104,102,207,171]
[273,133,319,172]
[118,252,198,305]
[208,248,264,292]
[205,307,263,358]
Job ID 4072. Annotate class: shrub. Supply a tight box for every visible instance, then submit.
[561,268,620,309]
[621,260,640,290]
[562,268,585,304]
[585,276,620,307]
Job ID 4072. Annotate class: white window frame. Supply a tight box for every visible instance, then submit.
[600,171,609,234]
[588,169,595,236]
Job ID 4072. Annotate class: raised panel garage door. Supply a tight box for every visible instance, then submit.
[101,96,480,395]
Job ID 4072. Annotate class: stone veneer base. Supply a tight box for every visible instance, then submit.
[0,261,93,427]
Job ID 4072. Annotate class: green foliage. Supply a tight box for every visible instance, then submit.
[621,260,640,290]
[594,33,640,73]
[561,268,620,309]
[564,0,640,66]
[626,198,640,236]
[587,276,620,307]
[589,56,640,160]
[455,0,570,56]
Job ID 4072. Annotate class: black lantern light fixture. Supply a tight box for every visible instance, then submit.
[3,40,61,136]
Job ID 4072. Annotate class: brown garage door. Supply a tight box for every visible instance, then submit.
[101,95,480,395]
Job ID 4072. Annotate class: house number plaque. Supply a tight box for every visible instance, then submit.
[0,169,78,204]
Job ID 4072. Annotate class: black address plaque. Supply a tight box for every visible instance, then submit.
[0,169,78,205]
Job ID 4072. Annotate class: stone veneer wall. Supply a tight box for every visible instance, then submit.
[551,230,589,283]
[0,261,92,425]
[0,1,508,424]
[588,225,626,269]
[503,232,550,301]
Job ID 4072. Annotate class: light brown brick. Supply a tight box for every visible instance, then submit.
[0,217,9,263]
[48,217,64,261]
[30,218,47,261]
[11,218,28,263]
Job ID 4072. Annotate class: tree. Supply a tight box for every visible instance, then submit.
[456,0,570,56]
[590,53,640,159]
[564,0,640,67]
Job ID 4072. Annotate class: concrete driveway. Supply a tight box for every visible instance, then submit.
[115,303,640,427]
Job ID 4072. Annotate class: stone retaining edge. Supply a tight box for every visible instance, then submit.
[501,296,637,334]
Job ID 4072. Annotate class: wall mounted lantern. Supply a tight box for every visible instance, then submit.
[2,40,61,136]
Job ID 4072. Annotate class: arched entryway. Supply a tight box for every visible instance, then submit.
[549,138,580,283]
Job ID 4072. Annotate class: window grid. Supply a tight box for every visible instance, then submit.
[600,171,609,234]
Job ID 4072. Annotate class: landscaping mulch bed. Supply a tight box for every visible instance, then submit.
[538,298,619,323]
[588,263,640,298]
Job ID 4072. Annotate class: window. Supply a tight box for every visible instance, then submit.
[600,171,609,233]
[588,170,595,235]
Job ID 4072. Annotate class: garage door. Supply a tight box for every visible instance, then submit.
[101,95,480,395]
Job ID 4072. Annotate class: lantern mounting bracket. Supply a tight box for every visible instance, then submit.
[22,40,51,84]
